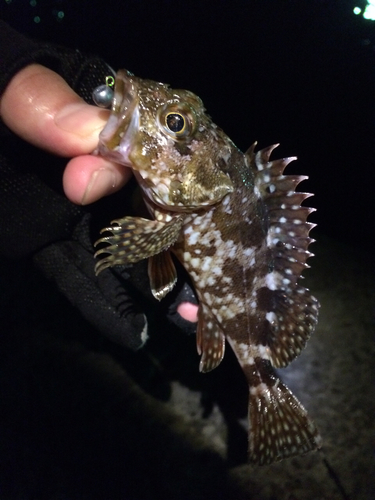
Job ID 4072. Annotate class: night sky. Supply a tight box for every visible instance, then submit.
[2,0,375,252]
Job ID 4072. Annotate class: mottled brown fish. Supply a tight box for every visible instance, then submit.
[94,70,321,465]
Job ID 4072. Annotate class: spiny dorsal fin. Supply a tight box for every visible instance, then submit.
[246,144,319,368]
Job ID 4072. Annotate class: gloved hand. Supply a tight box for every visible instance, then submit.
[0,43,197,350]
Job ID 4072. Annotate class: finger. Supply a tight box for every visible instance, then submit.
[63,155,132,205]
[0,63,109,157]
[177,302,198,322]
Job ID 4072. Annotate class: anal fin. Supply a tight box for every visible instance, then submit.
[197,303,225,373]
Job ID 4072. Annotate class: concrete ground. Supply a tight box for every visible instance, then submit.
[0,234,373,499]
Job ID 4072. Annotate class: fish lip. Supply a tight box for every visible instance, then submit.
[98,69,139,167]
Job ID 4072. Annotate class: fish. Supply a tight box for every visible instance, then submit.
[94,69,321,465]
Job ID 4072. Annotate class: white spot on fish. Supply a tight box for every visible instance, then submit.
[201,256,213,272]
[184,252,191,262]
[188,231,200,245]
[266,312,277,324]
[206,276,217,286]
[243,247,255,257]
[250,382,270,398]
[212,266,222,276]
[265,272,279,290]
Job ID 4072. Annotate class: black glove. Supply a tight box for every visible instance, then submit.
[0,44,197,350]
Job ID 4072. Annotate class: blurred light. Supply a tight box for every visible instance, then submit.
[354,1,375,21]
[30,0,37,6]
[57,10,64,19]
[33,16,41,23]
[363,5,375,20]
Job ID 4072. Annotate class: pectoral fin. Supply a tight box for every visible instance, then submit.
[197,303,225,373]
[148,251,177,301]
[95,215,184,275]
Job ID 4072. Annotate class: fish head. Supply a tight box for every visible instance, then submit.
[98,69,234,211]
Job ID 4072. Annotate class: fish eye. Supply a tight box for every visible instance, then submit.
[165,113,186,133]
[158,104,195,140]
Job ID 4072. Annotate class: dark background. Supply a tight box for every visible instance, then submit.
[1,0,375,253]
[1,3,374,499]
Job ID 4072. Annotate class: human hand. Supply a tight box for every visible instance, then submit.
[0,63,131,205]
[0,62,198,323]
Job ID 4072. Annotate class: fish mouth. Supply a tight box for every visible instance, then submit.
[97,70,139,167]
[97,72,173,212]
[97,71,181,212]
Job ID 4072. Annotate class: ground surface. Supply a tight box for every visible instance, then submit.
[1,234,374,499]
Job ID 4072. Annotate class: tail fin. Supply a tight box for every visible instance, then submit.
[248,359,321,465]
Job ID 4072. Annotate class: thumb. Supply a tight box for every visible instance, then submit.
[0,63,109,157]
